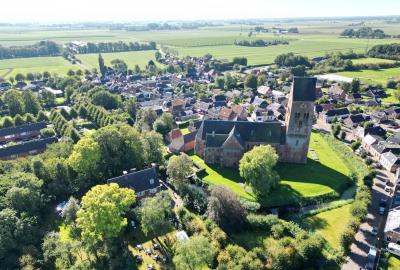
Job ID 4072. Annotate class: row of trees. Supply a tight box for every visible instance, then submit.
[49,109,80,143]
[234,39,289,47]
[274,52,311,68]
[368,43,400,60]
[2,89,42,116]
[69,41,157,54]
[0,41,61,60]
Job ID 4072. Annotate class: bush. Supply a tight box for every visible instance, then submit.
[365,157,373,165]
[387,80,398,89]
[246,214,280,230]
[339,227,355,253]
[351,140,361,151]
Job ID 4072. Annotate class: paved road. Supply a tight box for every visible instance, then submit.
[342,169,391,270]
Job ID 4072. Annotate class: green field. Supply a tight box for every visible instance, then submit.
[191,133,352,207]
[336,67,400,85]
[352,58,397,65]
[77,50,161,70]
[304,203,353,249]
[0,57,80,79]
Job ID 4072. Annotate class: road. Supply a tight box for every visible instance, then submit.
[342,169,391,270]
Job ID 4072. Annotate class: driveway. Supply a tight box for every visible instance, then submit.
[341,169,391,270]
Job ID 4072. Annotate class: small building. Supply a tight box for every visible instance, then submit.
[320,108,350,123]
[343,114,368,128]
[107,167,162,199]
[362,134,383,152]
[384,206,400,244]
[43,87,64,98]
[327,84,346,101]
[168,129,196,153]
[380,151,400,172]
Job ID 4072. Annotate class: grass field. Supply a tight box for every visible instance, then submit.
[352,58,397,65]
[0,57,80,79]
[336,67,400,85]
[304,203,353,249]
[77,50,161,70]
[191,132,352,207]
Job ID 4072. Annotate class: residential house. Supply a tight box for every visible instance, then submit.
[168,129,197,153]
[107,167,162,199]
[251,109,275,122]
[43,87,64,98]
[218,107,236,121]
[251,96,268,109]
[328,84,346,101]
[369,142,400,160]
[345,93,362,103]
[370,111,388,123]
[320,108,350,123]
[0,137,58,160]
[385,106,400,120]
[362,134,384,152]
[0,122,48,144]
[343,114,369,128]
[355,126,387,139]
[380,151,400,172]
[387,132,400,145]
[384,206,400,244]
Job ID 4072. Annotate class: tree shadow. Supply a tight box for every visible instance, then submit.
[302,215,329,231]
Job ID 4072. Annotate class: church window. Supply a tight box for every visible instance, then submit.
[298,121,303,128]
[296,140,299,146]
[304,112,309,119]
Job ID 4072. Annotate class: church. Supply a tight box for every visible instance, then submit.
[194,77,316,167]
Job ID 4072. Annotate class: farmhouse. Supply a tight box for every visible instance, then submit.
[195,77,316,167]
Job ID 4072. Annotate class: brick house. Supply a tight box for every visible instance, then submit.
[0,122,47,144]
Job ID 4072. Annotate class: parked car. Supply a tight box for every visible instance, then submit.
[370,226,378,236]
[379,199,387,215]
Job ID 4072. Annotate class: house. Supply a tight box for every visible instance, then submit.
[380,151,400,172]
[15,81,27,90]
[0,137,58,160]
[320,108,350,123]
[387,132,400,145]
[251,96,268,109]
[0,122,48,144]
[257,86,271,96]
[314,103,335,114]
[107,167,162,199]
[343,114,368,128]
[362,134,384,152]
[0,82,12,91]
[327,84,346,101]
[369,142,400,159]
[218,107,236,121]
[231,105,248,121]
[43,87,64,98]
[345,93,362,103]
[169,99,186,117]
[355,126,387,139]
[370,111,388,123]
[168,129,196,153]
[251,109,275,122]
[384,106,400,120]
[384,206,400,244]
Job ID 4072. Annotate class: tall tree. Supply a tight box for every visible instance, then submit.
[166,153,193,191]
[173,235,216,270]
[239,145,280,196]
[22,91,41,115]
[98,54,106,77]
[76,184,135,246]
[68,137,101,180]
[4,90,24,116]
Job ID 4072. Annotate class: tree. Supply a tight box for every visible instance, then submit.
[257,75,266,87]
[25,113,36,124]
[207,185,246,232]
[217,245,264,270]
[98,54,106,77]
[61,196,80,224]
[244,74,257,89]
[351,78,361,93]
[4,90,24,116]
[291,65,306,76]
[76,184,135,245]
[143,131,164,164]
[14,114,25,126]
[239,145,280,196]
[111,59,128,74]
[135,108,157,131]
[167,153,193,190]
[22,91,41,115]
[37,111,49,122]
[68,137,100,179]
[0,208,19,260]
[15,73,25,82]
[139,191,173,236]
[124,97,137,120]
[78,105,88,118]
[153,112,174,136]
[67,69,75,76]
[173,235,216,270]
[2,116,14,128]
[215,76,225,89]
[41,90,56,107]
[91,90,121,110]
[224,73,237,90]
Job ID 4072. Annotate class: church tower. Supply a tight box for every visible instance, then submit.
[282,77,316,164]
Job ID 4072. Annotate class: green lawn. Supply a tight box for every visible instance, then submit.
[304,203,353,249]
[77,50,162,70]
[191,132,352,207]
[335,67,400,85]
[352,58,397,65]
[383,88,400,104]
[180,128,190,135]
[0,57,80,79]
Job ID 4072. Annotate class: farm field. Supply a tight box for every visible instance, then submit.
[304,203,353,249]
[352,57,397,65]
[77,50,161,70]
[191,132,352,207]
[0,57,80,79]
[336,67,400,85]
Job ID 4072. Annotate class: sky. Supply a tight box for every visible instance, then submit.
[0,0,399,23]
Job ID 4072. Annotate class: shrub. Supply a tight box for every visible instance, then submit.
[246,214,280,230]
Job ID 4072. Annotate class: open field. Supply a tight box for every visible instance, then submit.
[352,58,397,65]
[336,67,400,85]
[304,203,353,249]
[191,132,352,207]
[0,57,80,79]
[77,50,161,70]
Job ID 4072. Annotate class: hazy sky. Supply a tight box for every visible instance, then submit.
[1,0,399,22]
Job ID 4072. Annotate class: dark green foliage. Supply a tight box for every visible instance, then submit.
[91,90,121,110]
[368,43,400,60]
[341,27,387,39]
[14,114,25,126]
[274,52,311,67]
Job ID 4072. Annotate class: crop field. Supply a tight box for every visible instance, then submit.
[77,50,161,70]
[336,67,400,85]
[0,57,80,79]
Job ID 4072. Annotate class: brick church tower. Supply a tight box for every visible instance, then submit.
[281,77,316,164]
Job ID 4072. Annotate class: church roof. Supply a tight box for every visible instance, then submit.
[292,77,317,102]
[199,120,283,144]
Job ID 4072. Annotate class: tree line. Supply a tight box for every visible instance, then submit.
[67,41,157,54]
[0,41,61,60]
[234,39,289,47]
[368,43,400,60]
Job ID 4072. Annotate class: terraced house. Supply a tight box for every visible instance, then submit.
[195,77,316,167]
